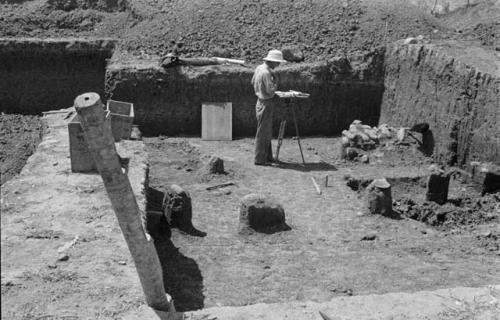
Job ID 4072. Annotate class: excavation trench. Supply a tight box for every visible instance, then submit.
[105,48,385,137]
[1,38,499,312]
[0,38,115,114]
[2,38,498,165]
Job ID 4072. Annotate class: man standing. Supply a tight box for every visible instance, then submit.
[251,49,286,165]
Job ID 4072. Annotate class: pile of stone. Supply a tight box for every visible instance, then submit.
[341,120,393,161]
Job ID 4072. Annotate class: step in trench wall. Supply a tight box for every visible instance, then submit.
[380,41,500,166]
[0,38,115,113]
[105,49,385,137]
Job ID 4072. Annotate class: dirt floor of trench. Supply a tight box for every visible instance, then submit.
[144,136,500,311]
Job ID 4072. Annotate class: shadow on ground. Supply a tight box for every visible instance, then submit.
[152,229,205,311]
[146,187,205,311]
[275,161,337,172]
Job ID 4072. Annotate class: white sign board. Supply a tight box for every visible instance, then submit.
[202,102,232,141]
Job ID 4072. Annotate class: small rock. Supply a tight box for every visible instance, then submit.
[403,37,418,45]
[361,234,377,241]
[281,45,304,62]
[345,147,359,160]
[359,154,369,163]
[117,260,127,265]
[130,125,142,140]
[57,254,69,262]
[206,156,224,174]
[397,128,407,142]
[211,47,232,58]
[53,162,58,166]
[480,230,492,238]
[47,263,57,269]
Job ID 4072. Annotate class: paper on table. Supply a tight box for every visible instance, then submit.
[275,90,310,98]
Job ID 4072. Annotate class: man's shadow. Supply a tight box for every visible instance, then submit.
[274,161,337,172]
[146,187,205,311]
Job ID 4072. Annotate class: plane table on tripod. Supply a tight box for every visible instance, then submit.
[274,91,310,165]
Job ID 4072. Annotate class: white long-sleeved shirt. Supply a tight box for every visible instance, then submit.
[251,63,277,100]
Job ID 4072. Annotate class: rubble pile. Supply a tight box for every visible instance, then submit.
[340,120,394,161]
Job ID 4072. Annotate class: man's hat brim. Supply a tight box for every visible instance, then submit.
[263,57,286,63]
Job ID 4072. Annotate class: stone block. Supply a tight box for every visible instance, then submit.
[68,114,97,173]
[106,100,134,142]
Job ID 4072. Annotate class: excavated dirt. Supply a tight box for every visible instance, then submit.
[391,177,500,229]
[0,113,44,185]
[2,0,497,60]
[0,0,448,62]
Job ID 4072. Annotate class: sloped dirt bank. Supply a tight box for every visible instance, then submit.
[0,113,44,185]
[380,40,500,167]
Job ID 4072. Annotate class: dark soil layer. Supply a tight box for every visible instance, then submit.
[106,51,384,137]
[0,39,115,114]
[0,114,44,185]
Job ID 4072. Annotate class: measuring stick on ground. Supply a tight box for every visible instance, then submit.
[311,177,322,195]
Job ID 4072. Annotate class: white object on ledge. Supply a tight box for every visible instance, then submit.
[275,90,310,99]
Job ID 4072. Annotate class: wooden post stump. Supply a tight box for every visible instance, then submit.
[163,184,192,229]
[365,178,393,217]
[207,156,224,174]
[74,92,175,313]
[239,194,289,234]
[426,165,450,204]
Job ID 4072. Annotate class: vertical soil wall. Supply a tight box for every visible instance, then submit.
[380,40,500,166]
[105,49,385,137]
[0,38,115,114]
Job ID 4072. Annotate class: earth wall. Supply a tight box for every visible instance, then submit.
[105,48,385,137]
[0,38,116,113]
[380,40,500,166]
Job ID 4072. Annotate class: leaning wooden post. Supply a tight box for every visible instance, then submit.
[74,93,174,313]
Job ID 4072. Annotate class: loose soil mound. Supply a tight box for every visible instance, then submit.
[0,114,44,185]
[1,0,447,61]
[392,177,500,230]
[122,0,445,62]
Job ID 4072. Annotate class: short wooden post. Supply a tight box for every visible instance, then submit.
[74,93,174,312]
[365,178,393,216]
[426,173,450,204]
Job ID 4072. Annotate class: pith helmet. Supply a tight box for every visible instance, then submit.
[263,49,286,63]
